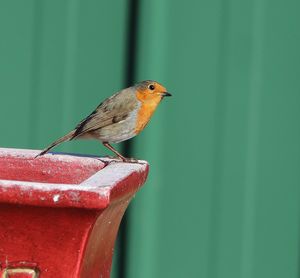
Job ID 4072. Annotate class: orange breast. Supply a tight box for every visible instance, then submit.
[135,99,161,134]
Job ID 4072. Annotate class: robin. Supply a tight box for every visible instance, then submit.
[36,80,171,162]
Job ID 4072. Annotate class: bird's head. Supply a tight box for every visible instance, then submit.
[134,80,172,103]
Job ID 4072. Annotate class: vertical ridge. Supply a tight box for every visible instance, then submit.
[61,0,80,151]
[241,0,265,277]
[29,0,43,147]
[207,0,230,277]
[117,0,140,277]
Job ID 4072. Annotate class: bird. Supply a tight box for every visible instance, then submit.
[36,80,171,162]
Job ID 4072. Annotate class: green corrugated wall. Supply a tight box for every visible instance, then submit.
[0,1,300,278]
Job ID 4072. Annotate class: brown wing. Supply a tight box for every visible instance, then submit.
[72,89,137,139]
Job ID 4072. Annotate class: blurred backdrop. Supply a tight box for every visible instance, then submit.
[1,1,300,278]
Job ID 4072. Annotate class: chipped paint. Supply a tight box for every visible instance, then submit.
[53,194,60,202]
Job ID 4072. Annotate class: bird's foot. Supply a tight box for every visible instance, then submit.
[121,157,140,163]
[113,155,141,163]
[96,156,142,164]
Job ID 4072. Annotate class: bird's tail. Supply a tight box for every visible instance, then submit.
[35,130,76,158]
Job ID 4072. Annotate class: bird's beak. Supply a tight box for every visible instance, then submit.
[162,92,172,97]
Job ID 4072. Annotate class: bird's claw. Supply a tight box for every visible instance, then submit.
[96,156,140,165]
[122,157,139,163]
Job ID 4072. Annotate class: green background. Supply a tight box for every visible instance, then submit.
[1,1,300,278]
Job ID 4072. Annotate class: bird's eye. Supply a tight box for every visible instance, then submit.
[148,84,155,90]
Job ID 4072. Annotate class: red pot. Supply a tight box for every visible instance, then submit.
[0,148,148,278]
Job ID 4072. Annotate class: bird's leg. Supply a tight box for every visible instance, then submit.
[102,142,127,162]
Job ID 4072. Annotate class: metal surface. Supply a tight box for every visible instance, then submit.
[0,1,300,278]
[127,1,300,278]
